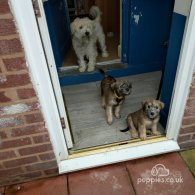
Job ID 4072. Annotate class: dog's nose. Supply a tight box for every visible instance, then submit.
[85,31,89,36]
[151,112,155,116]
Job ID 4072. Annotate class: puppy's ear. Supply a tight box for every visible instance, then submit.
[110,83,116,90]
[142,100,147,110]
[157,100,165,109]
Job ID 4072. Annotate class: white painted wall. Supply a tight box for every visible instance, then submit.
[174,0,192,16]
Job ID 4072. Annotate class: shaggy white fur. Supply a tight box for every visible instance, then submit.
[71,6,108,72]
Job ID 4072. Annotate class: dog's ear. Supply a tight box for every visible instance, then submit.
[142,100,148,110]
[157,100,165,109]
[110,82,116,90]
[70,18,79,35]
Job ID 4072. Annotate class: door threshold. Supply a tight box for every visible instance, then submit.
[59,138,180,173]
[59,59,121,72]
[68,135,167,159]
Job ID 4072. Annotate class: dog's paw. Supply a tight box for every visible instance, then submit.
[140,133,147,141]
[79,66,86,72]
[102,52,109,58]
[107,118,113,125]
[115,113,121,119]
[131,132,138,138]
[87,66,95,72]
[152,131,161,136]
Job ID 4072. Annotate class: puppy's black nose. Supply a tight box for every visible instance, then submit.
[85,31,89,36]
[151,112,155,116]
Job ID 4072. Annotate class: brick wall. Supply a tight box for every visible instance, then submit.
[0,0,58,186]
[178,72,195,149]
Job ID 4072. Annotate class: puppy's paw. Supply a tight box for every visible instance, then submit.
[87,66,95,72]
[79,66,86,72]
[152,130,161,136]
[115,113,121,119]
[107,118,113,125]
[131,132,138,138]
[140,133,147,141]
[102,51,109,58]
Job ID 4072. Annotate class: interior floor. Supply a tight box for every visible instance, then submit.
[62,34,120,67]
[62,71,164,150]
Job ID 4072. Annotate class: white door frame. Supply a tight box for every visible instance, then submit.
[9,0,195,173]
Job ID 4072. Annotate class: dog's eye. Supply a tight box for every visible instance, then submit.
[147,105,151,109]
[155,106,159,109]
[79,26,83,29]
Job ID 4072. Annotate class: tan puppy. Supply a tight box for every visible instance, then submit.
[121,99,164,140]
[100,69,132,125]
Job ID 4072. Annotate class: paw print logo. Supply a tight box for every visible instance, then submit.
[151,164,170,177]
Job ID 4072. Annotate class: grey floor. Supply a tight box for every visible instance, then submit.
[62,71,164,150]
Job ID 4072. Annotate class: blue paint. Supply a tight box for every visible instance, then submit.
[59,64,161,86]
[160,12,186,127]
[122,0,130,63]
[44,0,71,69]
[129,0,175,68]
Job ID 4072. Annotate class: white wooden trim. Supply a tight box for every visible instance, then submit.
[36,0,73,148]
[9,0,195,173]
[9,0,69,163]
[59,140,180,173]
[166,0,195,140]
[174,0,192,16]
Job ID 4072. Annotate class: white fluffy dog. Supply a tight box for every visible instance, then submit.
[71,6,108,72]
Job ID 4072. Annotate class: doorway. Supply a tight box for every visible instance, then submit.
[40,0,177,151]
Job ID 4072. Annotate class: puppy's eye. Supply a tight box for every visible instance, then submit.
[155,106,159,109]
[147,105,151,109]
[79,26,83,29]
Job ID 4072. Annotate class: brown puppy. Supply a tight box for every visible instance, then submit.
[100,69,132,125]
[121,99,164,140]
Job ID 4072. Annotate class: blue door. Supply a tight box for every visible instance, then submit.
[44,0,71,69]
[44,0,175,86]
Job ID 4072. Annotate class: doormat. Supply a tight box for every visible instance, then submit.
[180,149,195,177]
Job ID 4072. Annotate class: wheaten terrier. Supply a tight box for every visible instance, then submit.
[71,6,108,72]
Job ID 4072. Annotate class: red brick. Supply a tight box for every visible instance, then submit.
[126,153,195,195]
[17,88,36,99]
[0,0,10,14]
[39,152,55,161]
[3,156,38,168]
[69,164,135,195]
[33,134,50,144]
[0,150,16,161]
[180,125,195,134]
[182,117,195,126]
[44,167,59,175]
[0,91,11,102]
[179,140,195,149]
[0,19,16,36]
[19,171,42,180]
[186,98,195,107]
[177,134,192,143]
[25,161,57,172]
[0,167,23,177]
[25,112,44,124]
[3,57,26,71]
[0,38,22,55]
[0,116,24,128]
[184,107,195,117]
[5,175,68,195]
[189,87,195,97]
[18,144,53,156]
[0,130,7,139]
[0,73,30,88]
[11,124,46,137]
[1,137,31,149]
[0,102,39,116]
